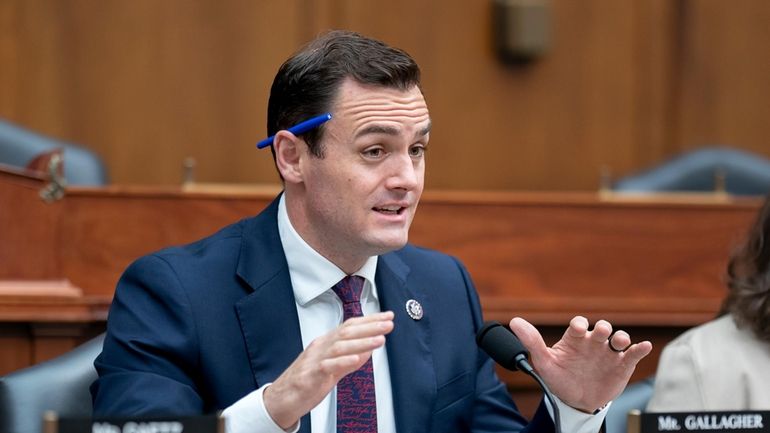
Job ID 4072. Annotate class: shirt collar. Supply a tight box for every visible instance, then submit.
[277,194,378,306]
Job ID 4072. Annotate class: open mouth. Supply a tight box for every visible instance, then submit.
[373,205,405,215]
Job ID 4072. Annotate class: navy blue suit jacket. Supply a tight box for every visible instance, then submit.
[91,197,555,433]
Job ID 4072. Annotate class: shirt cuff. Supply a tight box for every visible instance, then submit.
[543,394,612,433]
[221,383,301,433]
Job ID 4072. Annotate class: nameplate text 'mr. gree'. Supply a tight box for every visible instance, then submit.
[53,415,221,433]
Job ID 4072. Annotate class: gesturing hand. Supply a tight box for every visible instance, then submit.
[509,316,653,413]
[264,311,394,429]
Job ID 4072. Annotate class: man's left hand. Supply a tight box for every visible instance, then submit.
[509,316,653,413]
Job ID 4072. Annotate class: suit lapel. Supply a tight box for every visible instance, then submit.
[377,252,436,433]
[234,196,311,433]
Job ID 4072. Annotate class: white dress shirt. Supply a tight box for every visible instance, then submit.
[223,196,395,433]
[222,195,609,433]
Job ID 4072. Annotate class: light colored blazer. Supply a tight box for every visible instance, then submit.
[647,314,770,411]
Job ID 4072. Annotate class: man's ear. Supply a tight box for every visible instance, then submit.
[274,131,303,183]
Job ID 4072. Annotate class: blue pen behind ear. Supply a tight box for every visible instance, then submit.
[256,113,333,149]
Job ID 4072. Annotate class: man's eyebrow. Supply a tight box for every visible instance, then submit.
[355,124,399,138]
[417,122,432,138]
[354,121,432,139]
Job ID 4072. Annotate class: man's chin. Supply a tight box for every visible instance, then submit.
[367,234,410,255]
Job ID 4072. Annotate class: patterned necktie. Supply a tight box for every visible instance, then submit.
[331,275,378,433]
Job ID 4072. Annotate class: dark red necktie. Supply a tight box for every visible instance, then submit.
[331,275,378,433]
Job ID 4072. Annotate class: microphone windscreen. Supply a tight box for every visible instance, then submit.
[476,321,529,371]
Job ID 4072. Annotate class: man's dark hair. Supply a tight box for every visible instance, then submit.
[722,194,770,343]
[267,30,421,158]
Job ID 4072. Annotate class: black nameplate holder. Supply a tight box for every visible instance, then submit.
[42,412,224,433]
[628,410,769,433]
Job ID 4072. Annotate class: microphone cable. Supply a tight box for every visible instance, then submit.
[476,321,562,433]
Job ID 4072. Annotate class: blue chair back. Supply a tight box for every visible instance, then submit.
[0,119,108,186]
[613,147,770,196]
[0,334,105,433]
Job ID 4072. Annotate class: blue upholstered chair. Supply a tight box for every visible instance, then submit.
[605,376,655,433]
[613,147,770,196]
[0,334,104,433]
[0,119,108,186]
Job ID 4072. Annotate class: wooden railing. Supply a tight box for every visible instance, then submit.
[0,164,761,416]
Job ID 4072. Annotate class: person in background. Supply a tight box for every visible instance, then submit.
[647,195,770,410]
[92,30,652,433]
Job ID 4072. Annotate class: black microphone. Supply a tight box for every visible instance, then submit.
[476,321,562,433]
[475,321,533,373]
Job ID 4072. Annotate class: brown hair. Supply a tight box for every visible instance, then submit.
[722,195,770,342]
[266,30,421,158]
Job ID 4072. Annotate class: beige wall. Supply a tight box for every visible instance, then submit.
[1,0,769,190]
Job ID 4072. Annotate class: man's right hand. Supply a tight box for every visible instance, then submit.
[263,311,395,429]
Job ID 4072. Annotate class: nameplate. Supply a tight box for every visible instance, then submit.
[642,411,769,433]
[50,414,222,433]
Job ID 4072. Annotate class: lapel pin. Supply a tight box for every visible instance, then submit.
[405,299,423,320]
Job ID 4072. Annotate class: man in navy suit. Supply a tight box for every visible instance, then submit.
[91,30,652,433]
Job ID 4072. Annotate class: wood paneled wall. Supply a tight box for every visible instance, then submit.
[1,0,769,190]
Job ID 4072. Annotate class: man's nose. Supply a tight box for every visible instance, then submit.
[385,153,421,191]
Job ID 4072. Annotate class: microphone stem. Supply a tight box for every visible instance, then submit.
[517,356,562,433]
